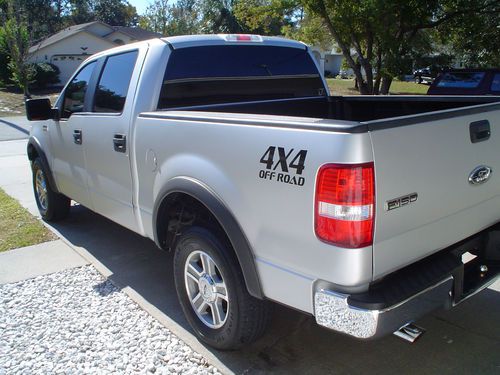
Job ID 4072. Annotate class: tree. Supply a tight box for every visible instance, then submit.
[439,2,500,67]
[139,0,171,35]
[94,0,138,26]
[0,1,36,96]
[303,0,500,94]
[233,0,299,35]
[198,0,246,33]
[282,10,332,50]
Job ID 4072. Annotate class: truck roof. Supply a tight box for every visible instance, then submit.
[162,34,308,50]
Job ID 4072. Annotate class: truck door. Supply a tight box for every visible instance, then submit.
[81,49,141,231]
[49,60,98,209]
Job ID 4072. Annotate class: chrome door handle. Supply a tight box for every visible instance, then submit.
[73,129,82,145]
[113,133,126,153]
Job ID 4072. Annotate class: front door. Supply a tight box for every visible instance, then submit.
[49,60,98,208]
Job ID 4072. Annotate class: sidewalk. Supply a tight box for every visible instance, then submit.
[0,240,88,284]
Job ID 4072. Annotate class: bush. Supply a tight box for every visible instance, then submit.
[31,62,60,88]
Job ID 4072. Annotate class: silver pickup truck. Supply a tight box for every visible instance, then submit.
[26,35,500,349]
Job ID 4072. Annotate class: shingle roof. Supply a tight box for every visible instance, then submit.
[29,22,163,54]
[29,22,111,53]
[111,26,163,40]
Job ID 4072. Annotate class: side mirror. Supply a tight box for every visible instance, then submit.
[25,98,59,121]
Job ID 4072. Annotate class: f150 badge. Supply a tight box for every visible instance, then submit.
[386,193,418,211]
[259,146,307,186]
[468,165,492,185]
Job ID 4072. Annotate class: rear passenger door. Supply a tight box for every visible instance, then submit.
[82,49,142,231]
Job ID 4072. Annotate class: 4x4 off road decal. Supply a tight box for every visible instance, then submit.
[259,146,307,186]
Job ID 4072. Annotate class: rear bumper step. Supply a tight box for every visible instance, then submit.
[314,223,500,339]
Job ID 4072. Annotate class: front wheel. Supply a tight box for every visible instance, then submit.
[32,158,70,221]
[173,226,270,350]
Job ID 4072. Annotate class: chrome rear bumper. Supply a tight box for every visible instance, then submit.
[314,224,500,339]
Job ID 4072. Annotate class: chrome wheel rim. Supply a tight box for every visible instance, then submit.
[184,250,229,329]
[35,169,48,211]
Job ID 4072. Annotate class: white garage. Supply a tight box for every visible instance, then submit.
[28,21,162,85]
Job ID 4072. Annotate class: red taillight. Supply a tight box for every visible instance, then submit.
[315,163,375,248]
[236,34,251,41]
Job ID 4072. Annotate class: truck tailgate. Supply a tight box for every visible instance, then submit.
[370,106,500,279]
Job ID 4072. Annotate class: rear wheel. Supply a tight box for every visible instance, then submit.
[32,158,70,221]
[173,226,270,350]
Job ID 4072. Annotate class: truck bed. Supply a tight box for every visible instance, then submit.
[165,95,500,128]
[155,94,500,280]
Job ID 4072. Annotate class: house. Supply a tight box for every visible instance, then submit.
[310,47,344,77]
[29,21,162,84]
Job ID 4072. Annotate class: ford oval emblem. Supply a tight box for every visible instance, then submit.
[469,166,493,185]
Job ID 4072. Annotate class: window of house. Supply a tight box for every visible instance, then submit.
[62,61,96,118]
[93,51,138,113]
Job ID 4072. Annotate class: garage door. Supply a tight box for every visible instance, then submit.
[51,55,88,85]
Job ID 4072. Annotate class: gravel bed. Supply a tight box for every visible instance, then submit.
[0,265,222,375]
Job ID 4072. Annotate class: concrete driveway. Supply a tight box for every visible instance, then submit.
[1,136,499,375]
[0,116,31,141]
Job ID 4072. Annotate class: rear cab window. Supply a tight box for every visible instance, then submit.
[158,45,325,109]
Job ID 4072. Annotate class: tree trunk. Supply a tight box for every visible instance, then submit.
[373,50,382,95]
[380,75,393,95]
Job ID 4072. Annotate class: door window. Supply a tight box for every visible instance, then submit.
[62,61,96,118]
[490,73,500,92]
[93,51,138,113]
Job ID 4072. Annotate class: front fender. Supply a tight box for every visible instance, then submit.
[27,136,59,193]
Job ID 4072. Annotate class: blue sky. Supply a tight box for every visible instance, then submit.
[128,0,151,15]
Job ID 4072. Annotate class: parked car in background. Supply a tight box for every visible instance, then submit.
[428,69,500,95]
[413,66,444,84]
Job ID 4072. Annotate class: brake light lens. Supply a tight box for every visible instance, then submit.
[315,163,375,248]
[223,34,263,42]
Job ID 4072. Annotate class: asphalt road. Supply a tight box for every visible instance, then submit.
[1,126,499,375]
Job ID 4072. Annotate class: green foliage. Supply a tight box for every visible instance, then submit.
[139,0,201,36]
[233,0,299,35]
[94,0,138,26]
[438,1,500,67]
[282,11,332,50]
[0,6,35,95]
[31,62,60,88]
[303,0,500,94]
[198,0,246,33]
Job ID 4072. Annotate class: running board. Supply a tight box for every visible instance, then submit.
[393,323,425,343]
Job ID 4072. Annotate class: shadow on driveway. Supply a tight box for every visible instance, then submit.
[50,205,500,375]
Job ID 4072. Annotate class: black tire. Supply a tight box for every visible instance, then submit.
[32,157,70,221]
[173,226,270,350]
[415,76,422,84]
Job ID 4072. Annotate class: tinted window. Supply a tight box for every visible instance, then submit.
[159,45,324,108]
[62,61,96,118]
[436,72,485,88]
[94,51,138,113]
[491,73,500,92]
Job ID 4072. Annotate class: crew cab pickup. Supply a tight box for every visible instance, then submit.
[26,35,500,349]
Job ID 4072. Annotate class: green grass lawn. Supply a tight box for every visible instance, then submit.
[0,188,56,252]
[327,78,429,96]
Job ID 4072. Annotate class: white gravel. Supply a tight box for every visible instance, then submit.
[0,265,222,375]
